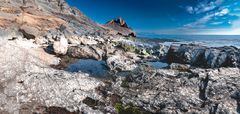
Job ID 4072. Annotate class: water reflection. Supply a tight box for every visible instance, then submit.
[147,61,169,69]
[66,59,109,77]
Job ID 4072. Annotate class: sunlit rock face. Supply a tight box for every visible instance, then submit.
[104,17,136,37]
[0,0,107,44]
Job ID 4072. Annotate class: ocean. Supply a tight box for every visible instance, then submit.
[145,35,240,48]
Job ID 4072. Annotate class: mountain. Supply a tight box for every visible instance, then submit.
[104,17,136,37]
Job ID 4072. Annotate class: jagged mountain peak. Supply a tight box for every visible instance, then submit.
[107,17,129,28]
[104,17,136,37]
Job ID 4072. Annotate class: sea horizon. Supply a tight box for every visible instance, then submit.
[138,34,240,47]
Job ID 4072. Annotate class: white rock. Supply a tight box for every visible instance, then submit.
[79,37,98,45]
[107,54,138,71]
[53,36,68,55]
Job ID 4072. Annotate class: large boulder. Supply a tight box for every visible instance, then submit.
[166,44,240,68]
[170,63,191,71]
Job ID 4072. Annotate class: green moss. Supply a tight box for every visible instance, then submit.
[114,103,151,114]
[120,80,129,88]
[119,42,136,52]
[83,97,98,108]
[115,103,125,114]
[126,37,137,42]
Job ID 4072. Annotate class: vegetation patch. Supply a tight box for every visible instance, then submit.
[118,42,137,52]
[83,97,105,110]
[115,103,152,114]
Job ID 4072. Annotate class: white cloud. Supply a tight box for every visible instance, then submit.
[185,0,224,14]
[186,6,194,14]
[211,21,224,25]
[184,8,229,28]
[184,14,213,28]
[215,8,229,16]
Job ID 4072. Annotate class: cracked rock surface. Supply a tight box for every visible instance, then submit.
[0,40,104,114]
[109,67,240,114]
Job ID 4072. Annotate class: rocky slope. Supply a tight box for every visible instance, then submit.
[0,0,107,39]
[0,0,240,114]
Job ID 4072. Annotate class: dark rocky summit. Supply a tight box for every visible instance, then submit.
[0,0,240,114]
[104,17,136,37]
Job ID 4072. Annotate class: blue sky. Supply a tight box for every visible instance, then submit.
[66,0,240,35]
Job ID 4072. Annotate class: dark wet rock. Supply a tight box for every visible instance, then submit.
[153,44,170,60]
[50,55,78,70]
[19,27,36,40]
[170,63,190,71]
[45,107,80,114]
[167,44,240,68]
[19,102,80,114]
[67,45,104,60]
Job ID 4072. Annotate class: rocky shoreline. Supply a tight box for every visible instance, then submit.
[0,0,240,114]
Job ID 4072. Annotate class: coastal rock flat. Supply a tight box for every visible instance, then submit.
[0,40,104,114]
[110,67,240,114]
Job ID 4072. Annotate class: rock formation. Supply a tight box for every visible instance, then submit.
[104,17,136,37]
[166,44,240,68]
[109,67,240,114]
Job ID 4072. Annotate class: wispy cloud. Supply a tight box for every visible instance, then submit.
[185,0,224,14]
[181,0,240,35]
[138,0,240,35]
[184,8,230,28]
